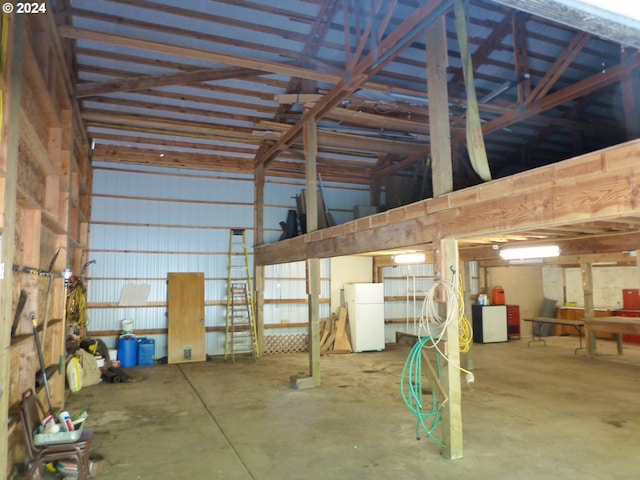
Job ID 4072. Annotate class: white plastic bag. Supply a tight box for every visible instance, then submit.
[66,356,83,392]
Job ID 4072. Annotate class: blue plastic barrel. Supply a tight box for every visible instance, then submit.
[137,338,155,366]
[117,337,138,368]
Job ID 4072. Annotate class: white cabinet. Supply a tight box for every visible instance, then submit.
[344,283,385,352]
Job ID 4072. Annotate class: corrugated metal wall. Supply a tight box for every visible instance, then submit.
[382,264,435,342]
[87,162,371,359]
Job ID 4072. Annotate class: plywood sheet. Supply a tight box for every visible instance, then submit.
[167,272,206,364]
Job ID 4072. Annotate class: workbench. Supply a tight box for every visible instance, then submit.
[523,317,585,354]
[583,316,640,358]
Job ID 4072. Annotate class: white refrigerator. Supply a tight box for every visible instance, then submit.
[344,283,385,352]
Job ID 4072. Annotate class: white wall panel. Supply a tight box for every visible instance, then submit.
[88,306,166,332]
[93,168,253,201]
[90,163,342,357]
[92,197,254,227]
[264,181,305,204]
[90,224,238,252]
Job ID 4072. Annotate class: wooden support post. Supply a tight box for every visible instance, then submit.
[307,258,321,386]
[0,13,25,477]
[304,116,319,232]
[255,265,265,356]
[583,262,596,357]
[426,15,453,197]
[254,164,265,355]
[439,238,463,459]
[292,115,321,389]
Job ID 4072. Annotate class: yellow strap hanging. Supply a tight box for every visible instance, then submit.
[454,0,492,181]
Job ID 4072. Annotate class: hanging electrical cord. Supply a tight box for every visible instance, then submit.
[401,269,475,447]
[67,277,89,336]
[456,273,473,354]
[400,336,445,447]
[417,274,475,384]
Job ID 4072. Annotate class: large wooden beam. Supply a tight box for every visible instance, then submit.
[255,139,640,266]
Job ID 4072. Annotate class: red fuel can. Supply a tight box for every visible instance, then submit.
[492,286,505,305]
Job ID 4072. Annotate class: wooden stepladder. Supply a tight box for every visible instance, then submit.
[225,229,258,361]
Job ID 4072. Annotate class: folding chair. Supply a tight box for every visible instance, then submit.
[19,388,94,479]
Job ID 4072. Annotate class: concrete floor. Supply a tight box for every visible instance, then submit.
[64,336,640,480]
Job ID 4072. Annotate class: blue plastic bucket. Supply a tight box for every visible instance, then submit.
[117,337,137,368]
[137,338,155,366]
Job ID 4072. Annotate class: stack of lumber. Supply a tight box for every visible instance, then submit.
[296,187,335,230]
[320,307,352,354]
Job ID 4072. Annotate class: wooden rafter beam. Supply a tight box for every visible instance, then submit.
[91,143,374,184]
[58,26,428,96]
[86,96,268,125]
[261,0,340,154]
[82,109,261,142]
[450,11,514,85]
[254,0,454,168]
[525,31,591,105]
[477,52,640,137]
[76,66,268,97]
[58,26,341,84]
[60,6,304,63]
[255,120,430,155]
[90,132,257,156]
[91,144,253,172]
[512,11,532,103]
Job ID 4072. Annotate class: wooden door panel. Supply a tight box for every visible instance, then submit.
[167,272,206,364]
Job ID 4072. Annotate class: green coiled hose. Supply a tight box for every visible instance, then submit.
[400,336,445,448]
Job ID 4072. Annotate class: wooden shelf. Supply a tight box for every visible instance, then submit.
[10,319,62,349]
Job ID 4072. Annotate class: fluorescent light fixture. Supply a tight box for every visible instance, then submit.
[499,245,560,260]
[508,258,544,265]
[394,253,426,264]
